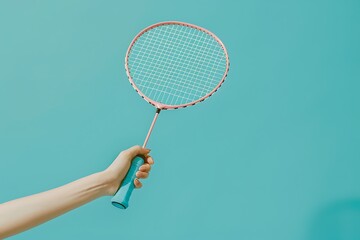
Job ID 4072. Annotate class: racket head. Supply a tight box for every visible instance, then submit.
[125,21,230,110]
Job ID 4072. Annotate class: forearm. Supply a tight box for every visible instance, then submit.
[0,171,109,239]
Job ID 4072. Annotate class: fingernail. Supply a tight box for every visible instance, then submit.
[146,148,151,152]
[135,178,139,182]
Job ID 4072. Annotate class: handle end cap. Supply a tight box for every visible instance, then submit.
[111,201,127,209]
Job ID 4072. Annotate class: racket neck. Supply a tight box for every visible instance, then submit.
[143,108,161,148]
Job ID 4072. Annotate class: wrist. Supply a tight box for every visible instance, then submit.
[97,170,121,196]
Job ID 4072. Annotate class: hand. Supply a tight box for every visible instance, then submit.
[103,146,154,196]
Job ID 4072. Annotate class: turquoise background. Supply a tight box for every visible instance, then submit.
[0,0,359,239]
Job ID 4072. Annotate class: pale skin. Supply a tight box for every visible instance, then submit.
[0,146,154,239]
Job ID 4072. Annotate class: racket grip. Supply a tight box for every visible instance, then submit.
[111,156,144,209]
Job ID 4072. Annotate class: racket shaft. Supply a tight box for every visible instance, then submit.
[111,157,144,209]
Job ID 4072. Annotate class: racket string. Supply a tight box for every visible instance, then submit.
[127,23,227,106]
[131,26,224,86]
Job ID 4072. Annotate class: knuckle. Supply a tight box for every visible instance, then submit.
[133,145,141,151]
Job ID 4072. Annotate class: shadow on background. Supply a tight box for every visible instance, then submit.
[308,200,360,240]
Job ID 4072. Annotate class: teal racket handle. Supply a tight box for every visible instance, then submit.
[111,156,144,209]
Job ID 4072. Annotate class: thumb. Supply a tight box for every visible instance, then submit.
[125,145,151,159]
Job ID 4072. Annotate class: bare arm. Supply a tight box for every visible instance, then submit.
[0,146,154,239]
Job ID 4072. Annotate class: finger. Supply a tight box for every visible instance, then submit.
[134,178,142,188]
[125,145,151,158]
[136,171,149,179]
[139,163,151,172]
[146,156,154,165]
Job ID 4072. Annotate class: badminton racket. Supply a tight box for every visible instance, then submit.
[111,21,230,209]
